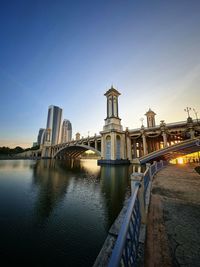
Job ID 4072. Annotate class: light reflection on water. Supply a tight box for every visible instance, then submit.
[0,159,132,266]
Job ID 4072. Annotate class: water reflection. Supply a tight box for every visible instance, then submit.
[32,160,71,223]
[100,165,132,226]
[32,159,131,229]
[0,159,132,266]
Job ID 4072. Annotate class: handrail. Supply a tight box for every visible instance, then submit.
[107,160,167,267]
[108,184,141,267]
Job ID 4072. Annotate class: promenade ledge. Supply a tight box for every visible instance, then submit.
[145,163,200,267]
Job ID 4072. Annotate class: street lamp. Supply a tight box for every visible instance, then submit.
[184,107,191,118]
[193,108,199,125]
[140,117,144,127]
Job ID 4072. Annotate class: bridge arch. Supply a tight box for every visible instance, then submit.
[53,144,101,159]
[139,137,200,164]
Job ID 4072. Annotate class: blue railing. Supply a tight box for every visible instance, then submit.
[107,160,167,267]
[150,162,156,175]
[143,168,150,198]
[108,184,141,267]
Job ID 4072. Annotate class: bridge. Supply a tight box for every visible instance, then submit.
[139,137,200,164]
[41,86,200,164]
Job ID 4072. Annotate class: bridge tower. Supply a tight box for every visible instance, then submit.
[98,86,132,164]
[145,108,156,128]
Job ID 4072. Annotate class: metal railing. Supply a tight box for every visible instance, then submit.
[108,160,167,267]
[143,168,150,199]
[108,183,141,267]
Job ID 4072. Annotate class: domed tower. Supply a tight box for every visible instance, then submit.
[145,108,156,128]
[99,86,132,164]
[103,85,122,132]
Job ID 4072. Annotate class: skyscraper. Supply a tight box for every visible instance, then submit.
[46,105,62,145]
[37,128,46,145]
[61,119,72,143]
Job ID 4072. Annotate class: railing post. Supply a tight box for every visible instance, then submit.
[130,173,146,224]
[154,161,158,173]
[160,160,163,168]
[146,163,152,180]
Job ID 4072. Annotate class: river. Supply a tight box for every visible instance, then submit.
[0,159,132,266]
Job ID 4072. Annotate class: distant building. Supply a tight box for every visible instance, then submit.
[46,105,62,145]
[61,120,72,143]
[37,128,46,145]
[75,132,80,141]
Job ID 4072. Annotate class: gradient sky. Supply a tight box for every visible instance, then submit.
[0,0,200,148]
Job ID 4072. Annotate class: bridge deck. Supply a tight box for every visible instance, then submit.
[140,137,200,164]
[145,163,200,267]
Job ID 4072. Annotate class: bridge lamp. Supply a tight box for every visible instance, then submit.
[184,107,191,118]
[193,108,199,124]
[140,118,144,127]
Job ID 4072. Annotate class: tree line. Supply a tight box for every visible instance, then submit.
[0,145,40,155]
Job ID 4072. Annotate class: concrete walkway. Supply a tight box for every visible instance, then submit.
[145,163,200,267]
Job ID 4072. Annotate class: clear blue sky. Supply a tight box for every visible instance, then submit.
[0,0,200,147]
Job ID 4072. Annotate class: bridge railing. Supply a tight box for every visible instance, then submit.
[108,183,141,267]
[107,160,167,267]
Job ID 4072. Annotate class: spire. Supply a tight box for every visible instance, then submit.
[104,85,120,97]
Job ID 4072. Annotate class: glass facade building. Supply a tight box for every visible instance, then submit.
[37,128,46,145]
[46,105,62,145]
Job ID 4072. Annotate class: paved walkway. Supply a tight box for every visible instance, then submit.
[145,163,200,267]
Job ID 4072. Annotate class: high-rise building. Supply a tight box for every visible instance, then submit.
[46,105,62,145]
[61,119,72,143]
[37,128,46,145]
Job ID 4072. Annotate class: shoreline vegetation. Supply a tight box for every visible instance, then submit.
[0,145,39,159]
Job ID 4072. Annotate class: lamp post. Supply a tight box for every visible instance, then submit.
[193,108,199,125]
[184,107,191,118]
[140,117,144,127]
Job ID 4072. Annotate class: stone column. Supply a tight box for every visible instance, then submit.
[140,127,147,156]
[160,120,168,148]
[142,134,147,155]
[95,139,97,150]
[120,133,125,159]
[139,142,142,157]
[162,132,168,147]
[126,135,132,160]
[111,132,115,160]
[132,140,137,159]
[101,136,104,159]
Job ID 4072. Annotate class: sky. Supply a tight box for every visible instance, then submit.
[0,0,200,148]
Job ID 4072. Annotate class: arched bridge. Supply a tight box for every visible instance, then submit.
[50,135,102,159]
[41,88,200,163]
[139,137,200,164]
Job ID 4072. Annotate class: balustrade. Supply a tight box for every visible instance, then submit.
[107,160,167,267]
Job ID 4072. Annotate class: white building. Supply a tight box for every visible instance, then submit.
[61,119,72,143]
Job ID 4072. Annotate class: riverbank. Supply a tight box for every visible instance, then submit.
[145,163,200,267]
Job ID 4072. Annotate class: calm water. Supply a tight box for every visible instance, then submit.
[0,159,132,267]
